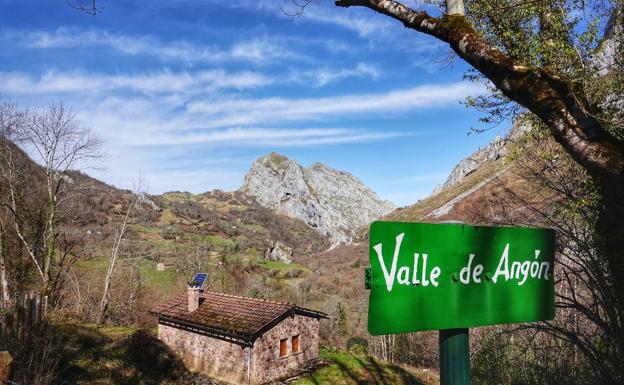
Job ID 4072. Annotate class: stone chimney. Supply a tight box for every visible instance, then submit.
[188,286,201,313]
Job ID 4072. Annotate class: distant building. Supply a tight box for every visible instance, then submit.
[155,263,174,271]
[149,287,327,385]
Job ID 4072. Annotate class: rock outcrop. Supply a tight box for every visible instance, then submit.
[593,14,620,76]
[430,136,507,196]
[430,123,531,196]
[241,153,395,245]
[264,241,294,264]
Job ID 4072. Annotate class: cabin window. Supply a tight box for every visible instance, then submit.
[292,335,300,353]
[279,338,288,357]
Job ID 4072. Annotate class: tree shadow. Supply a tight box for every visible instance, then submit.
[12,322,188,385]
[326,352,426,385]
[360,356,425,385]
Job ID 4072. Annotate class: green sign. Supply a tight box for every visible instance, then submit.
[368,221,555,335]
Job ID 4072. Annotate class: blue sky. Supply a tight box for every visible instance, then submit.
[0,0,505,206]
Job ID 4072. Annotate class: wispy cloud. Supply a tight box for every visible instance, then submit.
[60,81,481,152]
[0,1,481,195]
[293,63,381,87]
[122,127,406,147]
[7,27,304,65]
[298,4,394,39]
[214,0,394,39]
[70,93,413,148]
[214,0,445,54]
[0,69,271,95]
[186,82,484,127]
[0,63,387,96]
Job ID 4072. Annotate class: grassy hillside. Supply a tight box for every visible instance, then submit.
[22,321,437,385]
[63,184,333,325]
[295,349,438,385]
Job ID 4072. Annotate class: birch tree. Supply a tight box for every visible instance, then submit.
[1,102,102,310]
[0,220,10,306]
[0,102,22,306]
[97,179,144,325]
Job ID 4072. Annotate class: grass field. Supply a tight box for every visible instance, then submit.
[75,256,183,295]
[38,322,437,385]
[294,349,439,385]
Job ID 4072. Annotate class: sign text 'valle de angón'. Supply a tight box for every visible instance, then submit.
[368,221,556,335]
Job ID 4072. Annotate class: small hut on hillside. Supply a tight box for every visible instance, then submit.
[149,286,327,385]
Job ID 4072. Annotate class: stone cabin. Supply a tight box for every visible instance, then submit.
[149,287,327,385]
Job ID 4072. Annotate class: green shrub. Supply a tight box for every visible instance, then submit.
[472,333,590,385]
[346,336,368,355]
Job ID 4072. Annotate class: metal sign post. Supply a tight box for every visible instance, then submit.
[366,221,556,385]
[439,328,470,385]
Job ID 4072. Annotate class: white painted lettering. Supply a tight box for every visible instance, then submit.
[473,264,483,283]
[421,254,430,287]
[412,253,420,285]
[492,244,510,283]
[397,266,410,285]
[430,266,441,287]
[460,254,475,284]
[518,261,531,285]
[373,233,404,292]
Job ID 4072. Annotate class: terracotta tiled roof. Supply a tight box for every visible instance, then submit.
[149,291,326,345]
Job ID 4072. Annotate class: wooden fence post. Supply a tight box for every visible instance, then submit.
[16,295,25,340]
[0,351,12,383]
[0,291,42,343]
[32,292,40,326]
[25,292,33,333]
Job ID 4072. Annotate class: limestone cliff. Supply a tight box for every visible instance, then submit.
[241,153,395,245]
[430,123,531,197]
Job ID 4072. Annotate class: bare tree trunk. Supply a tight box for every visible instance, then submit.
[4,149,45,282]
[97,187,140,325]
[0,222,10,307]
[41,178,57,316]
[97,212,129,324]
[2,102,102,317]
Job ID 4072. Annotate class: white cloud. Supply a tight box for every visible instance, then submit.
[0,62,385,96]
[212,0,393,39]
[59,81,482,156]
[124,127,406,147]
[229,36,305,62]
[214,0,444,54]
[90,147,245,194]
[8,27,303,65]
[0,69,271,95]
[293,63,381,87]
[186,82,484,127]
[300,5,393,39]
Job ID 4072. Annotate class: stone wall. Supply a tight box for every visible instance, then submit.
[158,323,250,385]
[251,315,320,384]
[158,314,320,385]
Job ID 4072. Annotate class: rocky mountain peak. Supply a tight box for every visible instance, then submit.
[241,153,395,245]
[430,123,532,197]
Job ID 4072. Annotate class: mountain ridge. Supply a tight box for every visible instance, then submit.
[241,152,395,245]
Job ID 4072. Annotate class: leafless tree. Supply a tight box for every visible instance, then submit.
[97,178,145,324]
[1,102,102,312]
[68,0,103,15]
[0,220,10,306]
[458,128,624,384]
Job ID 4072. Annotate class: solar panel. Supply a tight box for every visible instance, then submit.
[189,273,208,289]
